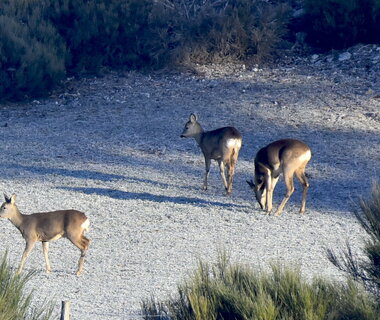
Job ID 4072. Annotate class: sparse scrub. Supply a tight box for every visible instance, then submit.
[141,252,378,320]
[327,181,380,300]
[0,253,53,320]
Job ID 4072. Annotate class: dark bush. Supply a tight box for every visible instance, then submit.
[45,0,175,72]
[302,0,380,50]
[0,0,67,100]
[0,0,291,101]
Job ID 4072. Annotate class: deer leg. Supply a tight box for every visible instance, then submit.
[42,241,52,273]
[226,164,235,195]
[226,155,237,195]
[295,168,309,214]
[203,158,211,190]
[18,241,36,274]
[69,234,90,276]
[264,173,272,213]
[268,176,279,214]
[275,171,295,216]
[77,236,90,276]
[218,160,228,192]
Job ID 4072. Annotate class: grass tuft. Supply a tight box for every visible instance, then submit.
[142,251,378,320]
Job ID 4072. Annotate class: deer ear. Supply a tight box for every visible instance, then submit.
[4,193,10,203]
[246,180,255,189]
[190,113,197,123]
[10,194,16,204]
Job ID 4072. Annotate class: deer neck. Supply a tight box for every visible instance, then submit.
[8,207,24,229]
[192,126,205,146]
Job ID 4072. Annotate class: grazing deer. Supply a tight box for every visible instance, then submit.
[181,113,242,195]
[0,194,90,275]
[247,139,311,215]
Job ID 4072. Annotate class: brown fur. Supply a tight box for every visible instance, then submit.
[0,194,90,275]
[181,113,242,194]
[247,139,311,215]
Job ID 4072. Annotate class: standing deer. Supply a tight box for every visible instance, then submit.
[247,139,311,215]
[181,113,242,195]
[0,194,90,275]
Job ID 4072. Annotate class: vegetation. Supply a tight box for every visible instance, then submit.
[141,252,378,320]
[168,0,290,64]
[0,0,67,100]
[0,253,53,320]
[302,0,380,49]
[327,182,380,301]
[1,0,380,100]
[0,0,290,100]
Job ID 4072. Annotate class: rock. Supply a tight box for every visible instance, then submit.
[293,8,305,18]
[311,54,319,62]
[338,52,352,61]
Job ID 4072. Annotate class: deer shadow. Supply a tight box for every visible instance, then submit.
[57,186,250,209]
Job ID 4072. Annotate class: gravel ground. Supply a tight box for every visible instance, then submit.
[0,45,379,319]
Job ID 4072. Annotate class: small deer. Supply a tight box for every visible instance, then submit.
[181,113,242,195]
[0,194,90,275]
[247,139,311,215]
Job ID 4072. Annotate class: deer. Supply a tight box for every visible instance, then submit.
[247,139,311,215]
[0,194,90,276]
[181,113,242,195]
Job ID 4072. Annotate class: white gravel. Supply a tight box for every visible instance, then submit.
[0,47,379,319]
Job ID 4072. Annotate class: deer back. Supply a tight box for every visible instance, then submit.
[255,139,310,174]
[201,127,242,160]
[21,210,88,242]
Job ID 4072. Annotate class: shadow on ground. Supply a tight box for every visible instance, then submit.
[57,186,250,209]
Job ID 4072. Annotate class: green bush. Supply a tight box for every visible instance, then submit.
[141,252,378,320]
[0,0,67,100]
[328,182,380,300]
[0,253,53,320]
[303,0,380,49]
[0,0,291,101]
[45,0,175,72]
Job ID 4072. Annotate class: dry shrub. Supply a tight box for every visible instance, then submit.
[170,0,291,65]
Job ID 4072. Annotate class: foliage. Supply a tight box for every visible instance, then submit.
[168,0,291,64]
[45,0,175,72]
[327,181,380,300]
[0,0,291,101]
[302,0,380,49]
[0,0,67,100]
[141,252,378,320]
[0,253,53,320]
